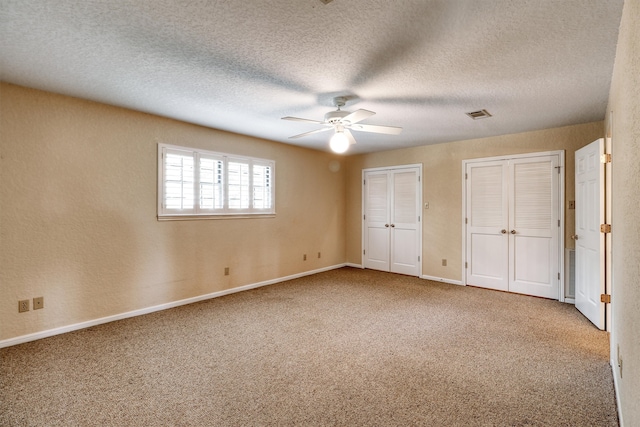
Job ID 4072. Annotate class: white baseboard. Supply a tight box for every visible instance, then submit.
[344,263,363,269]
[421,275,463,286]
[0,264,347,349]
[611,359,624,426]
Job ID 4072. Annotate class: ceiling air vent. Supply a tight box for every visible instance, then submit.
[466,109,492,120]
[319,0,334,4]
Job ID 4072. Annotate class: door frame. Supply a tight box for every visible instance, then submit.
[461,150,565,300]
[362,164,423,276]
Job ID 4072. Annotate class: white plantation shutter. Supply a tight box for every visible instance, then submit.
[199,154,224,212]
[252,162,273,210]
[228,159,250,210]
[163,148,195,213]
[158,144,275,217]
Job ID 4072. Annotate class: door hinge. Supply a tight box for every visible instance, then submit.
[418,256,420,261]
[465,262,468,269]
[418,215,420,222]
[601,153,612,164]
[558,220,561,227]
[363,249,366,255]
[465,218,468,224]
[558,272,561,280]
[601,294,611,304]
[465,173,468,180]
[600,224,612,233]
[363,214,366,220]
[363,179,366,185]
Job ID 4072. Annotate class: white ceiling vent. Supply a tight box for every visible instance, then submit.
[318,0,334,4]
[466,109,492,120]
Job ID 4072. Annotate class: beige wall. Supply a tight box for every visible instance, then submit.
[606,0,640,425]
[0,83,346,341]
[346,122,603,280]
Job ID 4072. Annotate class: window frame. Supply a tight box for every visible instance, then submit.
[158,143,275,219]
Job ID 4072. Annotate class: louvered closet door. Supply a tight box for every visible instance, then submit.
[466,154,560,299]
[364,167,421,276]
[508,156,559,299]
[466,161,509,291]
[390,169,420,275]
[364,172,391,271]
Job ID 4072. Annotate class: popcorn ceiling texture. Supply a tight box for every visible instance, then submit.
[0,0,624,154]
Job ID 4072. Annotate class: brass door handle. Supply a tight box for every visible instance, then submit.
[510,230,516,234]
[571,234,579,240]
[501,229,507,234]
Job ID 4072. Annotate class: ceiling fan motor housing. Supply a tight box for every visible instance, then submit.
[324,110,350,124]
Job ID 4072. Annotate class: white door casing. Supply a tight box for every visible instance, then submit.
[463,152,564,300]
[575,139,605,330]
[363,165,422,277]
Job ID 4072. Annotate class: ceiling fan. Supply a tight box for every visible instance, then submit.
[281,97,402,153]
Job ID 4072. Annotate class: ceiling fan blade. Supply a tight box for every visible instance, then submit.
[281,116,325,124]
[350,123,403,135]
[289,127,333,139]
[344,129,357,145]
[341,109,375,124]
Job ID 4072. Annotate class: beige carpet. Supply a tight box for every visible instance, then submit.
[0,267,618,426]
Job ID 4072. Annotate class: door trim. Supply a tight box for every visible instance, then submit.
[462,151,565,300]
[362,164,423,276]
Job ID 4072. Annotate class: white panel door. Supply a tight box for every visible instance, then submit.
[508,156,559,299]
[364,172,390,271]
[363,167,421,277]
[575,139,605,329]
[466,161,509,291]
[390,169,420,275]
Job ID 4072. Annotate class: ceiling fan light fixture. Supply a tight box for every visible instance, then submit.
[329,131,350,154]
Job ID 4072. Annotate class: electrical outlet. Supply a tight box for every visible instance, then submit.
[318,252,321,259]
[442,259,447,266]
[303,254,307,261]
[33,297,44,310]
[224,267,230,276]
[18,299,29,313]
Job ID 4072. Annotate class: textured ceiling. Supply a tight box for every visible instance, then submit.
[0,0,624,154]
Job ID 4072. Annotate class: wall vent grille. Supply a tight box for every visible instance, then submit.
[565,248,576,300]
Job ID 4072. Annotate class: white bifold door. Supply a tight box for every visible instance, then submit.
[465,153,562,299]
[363,166,421,277]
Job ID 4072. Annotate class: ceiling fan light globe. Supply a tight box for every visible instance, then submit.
[330,132,350,153]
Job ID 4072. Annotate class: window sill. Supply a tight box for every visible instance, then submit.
[157,213,276,221]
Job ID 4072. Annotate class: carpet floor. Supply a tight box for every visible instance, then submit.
[0,267,618,426]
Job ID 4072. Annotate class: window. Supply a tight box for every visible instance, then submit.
[158,144,275,218]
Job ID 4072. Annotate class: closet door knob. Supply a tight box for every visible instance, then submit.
[391,224,395,228]
[385,224,389,227]
[501,229,507,234]
[510,230,516,234]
